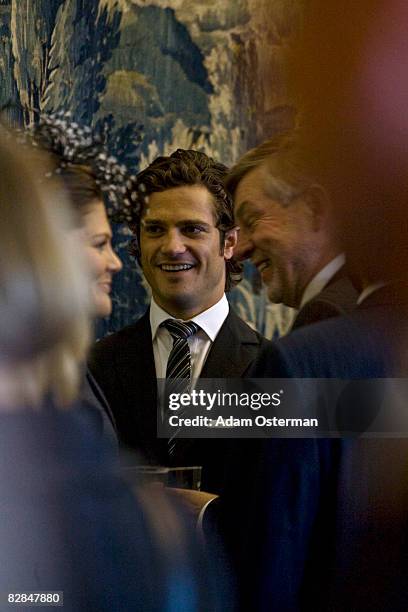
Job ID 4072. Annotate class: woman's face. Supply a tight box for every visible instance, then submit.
[77,200,122,317]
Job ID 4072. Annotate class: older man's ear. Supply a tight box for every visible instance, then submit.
[303,184,331,233]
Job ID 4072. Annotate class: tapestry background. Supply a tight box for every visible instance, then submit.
[0,0,302,338]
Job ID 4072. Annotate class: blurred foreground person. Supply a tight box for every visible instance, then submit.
[218,1,408,610]
[0,136,219,612]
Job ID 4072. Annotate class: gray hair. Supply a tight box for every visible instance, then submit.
[225,131,316,207]
[263,173,303,207]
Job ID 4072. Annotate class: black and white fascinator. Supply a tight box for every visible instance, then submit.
[15,111,146,224]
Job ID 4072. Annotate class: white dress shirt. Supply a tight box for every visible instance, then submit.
[150,295,229,384]
[299,253,346,310]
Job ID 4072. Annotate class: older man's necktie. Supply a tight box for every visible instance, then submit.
[161,319,199,458]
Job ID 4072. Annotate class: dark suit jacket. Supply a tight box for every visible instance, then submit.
[80,368,118,445]
[290,265,358,330]
[220,285,408,611]
[0,404,219,612]
[89,306,267,492]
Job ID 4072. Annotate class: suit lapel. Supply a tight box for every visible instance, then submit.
[200,309,263,378]
[85,369,117,434]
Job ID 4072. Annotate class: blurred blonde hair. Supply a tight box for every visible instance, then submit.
[0,136,92,408]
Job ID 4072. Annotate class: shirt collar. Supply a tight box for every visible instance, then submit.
[150,295,229,342]
[299,253,345,310]
[357,282,387,305]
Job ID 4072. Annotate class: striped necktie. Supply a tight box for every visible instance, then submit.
[161,319,199,459]
[162,319,199,380]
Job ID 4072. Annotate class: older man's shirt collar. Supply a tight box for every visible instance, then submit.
[299,253,345,310]
[357,282,387,306]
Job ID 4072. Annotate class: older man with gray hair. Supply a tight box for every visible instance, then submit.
[226,132,357,330]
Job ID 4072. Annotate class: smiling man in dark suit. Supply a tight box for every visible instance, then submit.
[89,149,267,492]
[225,133,358,330]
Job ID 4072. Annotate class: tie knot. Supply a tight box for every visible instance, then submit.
[162,319,199,340]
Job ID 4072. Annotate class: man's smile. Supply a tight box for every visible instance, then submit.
[157,263,196,272]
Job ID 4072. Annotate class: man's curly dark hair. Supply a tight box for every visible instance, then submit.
[130,149,242,291]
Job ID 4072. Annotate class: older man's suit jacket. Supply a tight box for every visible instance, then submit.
[219,285,408,612]
[290,265,358,330]
[89,306,267,492]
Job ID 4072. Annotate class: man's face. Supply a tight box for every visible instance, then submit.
[139,184,237,319]
[234,164,316,308]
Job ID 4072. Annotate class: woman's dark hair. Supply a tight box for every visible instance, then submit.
[130,149,242,291]
[50,162,103,226]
